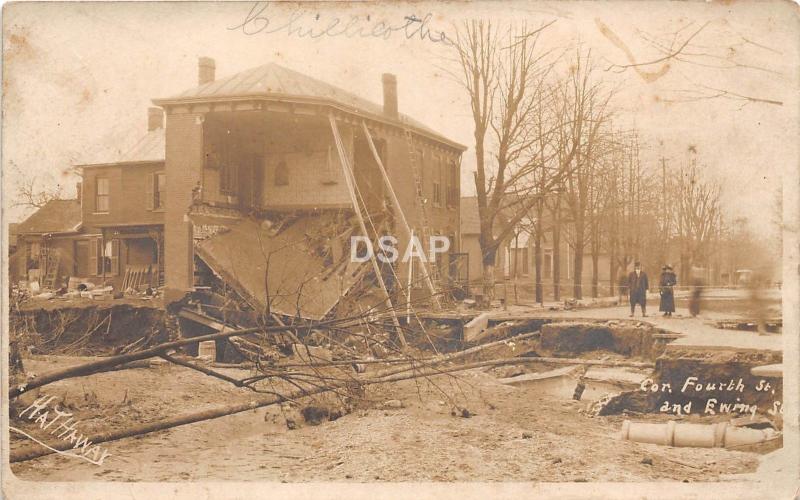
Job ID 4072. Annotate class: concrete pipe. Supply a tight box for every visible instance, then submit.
[620,420,777,448]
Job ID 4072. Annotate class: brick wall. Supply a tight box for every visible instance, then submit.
[82,163,165,233]
[164,111,204,302]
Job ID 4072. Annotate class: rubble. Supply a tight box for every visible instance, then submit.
[193,213,372,320]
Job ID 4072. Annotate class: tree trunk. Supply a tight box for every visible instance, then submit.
[552,223,561,302]
[591,251,599,298]
[572,242,584,300]
[534,229,543,305]
[482,259,496,303]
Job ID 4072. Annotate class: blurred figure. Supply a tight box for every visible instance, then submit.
[659,265,677,317]
[688,280,703,318]
[617,268,628,304]
[627,261,649,317]
[747,273,769,335]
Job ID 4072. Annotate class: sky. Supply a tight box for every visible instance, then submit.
[3,1,798,243]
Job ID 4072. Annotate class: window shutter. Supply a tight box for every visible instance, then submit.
[111,240,120,276]
[146,173,154,210]
[89,239,98,276]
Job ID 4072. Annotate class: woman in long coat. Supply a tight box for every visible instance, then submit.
[659,265,677,316]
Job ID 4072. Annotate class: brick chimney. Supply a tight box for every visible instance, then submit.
[382,73,398,119]
[147,107,164,131]
[198,57,216,86]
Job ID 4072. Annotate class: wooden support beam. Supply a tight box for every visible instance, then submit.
[328,114,405,346]
[361,120,441,310]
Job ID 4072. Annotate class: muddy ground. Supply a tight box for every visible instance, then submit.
[9,354,761,482]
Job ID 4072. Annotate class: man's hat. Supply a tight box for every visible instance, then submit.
[634,261,641,267]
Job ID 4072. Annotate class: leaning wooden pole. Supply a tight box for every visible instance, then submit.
[8,324,303,399]
[361,120,440,310]
[329,114,405,345]
[10,347,653,464]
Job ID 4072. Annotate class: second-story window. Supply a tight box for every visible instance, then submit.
[220,163,238,195]
[147,172,166,210]
[274,159,289,186]
[155,173,166,209]
[95,177,109,212]
[447,160,458,209]
[432,157,442,208]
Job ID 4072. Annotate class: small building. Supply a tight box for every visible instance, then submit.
[460,194,614,301]
[13,199,82,287]
[459,196,511,290]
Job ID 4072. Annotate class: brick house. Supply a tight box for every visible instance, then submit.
[152,59,467,308]
[460,194,614,301]
[14,109,166,291]
[75,107,166,290]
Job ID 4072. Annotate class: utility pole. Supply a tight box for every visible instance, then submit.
[660,156,668,265]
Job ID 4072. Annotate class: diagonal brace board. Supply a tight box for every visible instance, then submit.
[328,114,405,346]
[360,121,441,310]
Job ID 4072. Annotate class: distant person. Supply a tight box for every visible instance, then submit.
[627,261,649,317]
[688,279,703,317]
[747,274,769,335]
[659,265,677,317]
[617,269,628,304]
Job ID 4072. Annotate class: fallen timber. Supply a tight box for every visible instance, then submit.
[10,349,654,464]
[10,325,655,464]
[8,323,326,399]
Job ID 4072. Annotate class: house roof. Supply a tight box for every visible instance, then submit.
[9,222,19,246]
[153,62,466,152]
[118,128,165,163]
[16,199,82,235]
[460,195,515,239]
[80,128,165,168]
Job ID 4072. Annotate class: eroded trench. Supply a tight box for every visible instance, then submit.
[9,304,784,449]
[421,316,783,428]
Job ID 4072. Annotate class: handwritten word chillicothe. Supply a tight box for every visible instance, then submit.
[230,2,452,45]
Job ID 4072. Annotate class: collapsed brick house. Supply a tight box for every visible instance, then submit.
[13,58,465,319]
[152,59,466,318]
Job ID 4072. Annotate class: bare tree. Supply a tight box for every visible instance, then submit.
[558,51,614,299]
[12,166,65,209]
[672,157,722,283]
[452,20,562,299]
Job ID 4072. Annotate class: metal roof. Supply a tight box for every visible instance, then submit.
[79,128,165,168]
[154,62,466,151]
[16,199,82,235]
[118,128,165,163]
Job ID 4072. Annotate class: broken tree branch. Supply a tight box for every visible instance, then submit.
[9,323,317,399]
[10,347,652,464]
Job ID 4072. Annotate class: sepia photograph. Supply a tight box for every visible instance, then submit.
[2,1,798,498]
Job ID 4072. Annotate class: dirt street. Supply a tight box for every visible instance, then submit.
[10,355,760,482]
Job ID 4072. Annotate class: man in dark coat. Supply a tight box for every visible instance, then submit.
[628,261,649,317]
[659,265,677,316]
